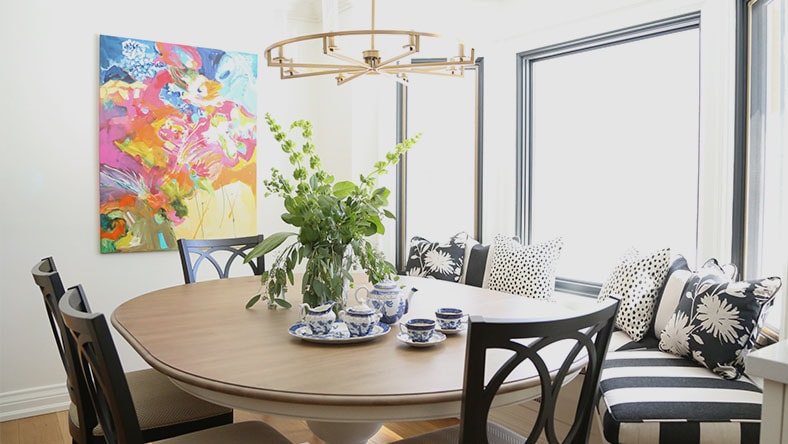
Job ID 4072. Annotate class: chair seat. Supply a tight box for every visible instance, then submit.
[69,369,233,440]
[394,421,525,443]
[158,421,292,444]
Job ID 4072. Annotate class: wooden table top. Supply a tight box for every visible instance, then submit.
[111,275,581,422]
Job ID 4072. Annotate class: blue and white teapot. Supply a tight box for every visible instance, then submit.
[354,280,414,324]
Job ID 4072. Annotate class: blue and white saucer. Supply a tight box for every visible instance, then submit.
[288,320,390,344]
[436,323,467,335]
[396,331,447,347]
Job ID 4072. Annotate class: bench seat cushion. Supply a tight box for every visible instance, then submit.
[597,332,762,444]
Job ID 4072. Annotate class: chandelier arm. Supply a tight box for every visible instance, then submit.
[280,67,369,80]
[383,58,475,70]
[377,48,419,68]
[264,29,443,54]
[323,50,372,69]
[336,70,372,86]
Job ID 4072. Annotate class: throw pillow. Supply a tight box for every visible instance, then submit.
[652,256,738,338]
[459,236,480,284]
[658,274,782,380]
[405,233,469,282]
[598,247,671,342]
[486,235,562,299]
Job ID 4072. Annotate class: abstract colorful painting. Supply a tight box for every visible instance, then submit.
[99,35,258,253]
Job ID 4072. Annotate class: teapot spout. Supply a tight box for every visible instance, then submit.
[405,287,418,314]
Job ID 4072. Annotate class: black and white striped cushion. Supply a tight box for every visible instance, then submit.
[597,332,762,444]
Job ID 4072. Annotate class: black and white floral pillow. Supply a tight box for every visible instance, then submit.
[597,247,671,342]
[659,274,782,380]
[652,256,738,338]
[486,235,562,299]
[405,233,469,282]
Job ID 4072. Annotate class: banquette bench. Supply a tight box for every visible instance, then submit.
[407,234,780,444]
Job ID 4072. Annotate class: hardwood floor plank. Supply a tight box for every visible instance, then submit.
[0,416,21,444]
[1,376,606,443]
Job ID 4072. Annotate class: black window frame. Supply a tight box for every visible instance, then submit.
[515,13,718,296]
[394,58,485,271]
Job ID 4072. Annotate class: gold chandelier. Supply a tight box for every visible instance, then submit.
[265,0,475,86]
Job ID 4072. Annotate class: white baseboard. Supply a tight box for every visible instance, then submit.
[0,383,70,422]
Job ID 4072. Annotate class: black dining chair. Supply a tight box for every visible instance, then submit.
[31,257,234,444]
[177,235,265,284]
[58,285,293,444]
[394,299,620,444]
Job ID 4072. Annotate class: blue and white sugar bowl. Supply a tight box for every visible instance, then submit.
[339,305,381,337]
[354,280,414,324]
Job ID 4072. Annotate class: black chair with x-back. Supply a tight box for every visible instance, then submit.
[31,257,233,444]
[395,298,620,444]
[177,235,265,284]
[58,285,293,444]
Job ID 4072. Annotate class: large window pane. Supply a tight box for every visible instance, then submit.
[522,21,700,286]
[397,65,481,267]
[746,0,787,329]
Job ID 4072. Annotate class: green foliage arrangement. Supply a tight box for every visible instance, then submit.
[244,114,419,310]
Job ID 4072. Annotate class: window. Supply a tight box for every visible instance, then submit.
[517,15,701,293]
[395,60,484,269]
[745,0,787,330]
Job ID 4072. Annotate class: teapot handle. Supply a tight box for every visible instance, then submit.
[354,287,370,305]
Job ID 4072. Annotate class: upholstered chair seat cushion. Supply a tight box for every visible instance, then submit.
[69,369,233,440]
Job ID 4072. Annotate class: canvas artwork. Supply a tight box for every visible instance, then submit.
[99,35,258,253]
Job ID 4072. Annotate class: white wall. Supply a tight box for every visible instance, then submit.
[0,0,357,419]
[0,0,739,421]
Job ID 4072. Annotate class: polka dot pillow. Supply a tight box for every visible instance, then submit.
[486,235,563,299]
[598,247,671,342]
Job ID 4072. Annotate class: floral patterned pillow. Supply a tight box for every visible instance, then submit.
[405,233,469,282]
[659,274,782,379]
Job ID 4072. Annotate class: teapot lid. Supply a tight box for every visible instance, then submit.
[373,280,398,291]
[347,305,377,315]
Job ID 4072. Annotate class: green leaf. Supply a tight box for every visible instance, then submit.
[333,181,356,198]
[281,213,303,227]
[245,294,261,309]
[244,232,297,261]
[312,279,328,299]
[383,209,395,219]
[275,298,292,309]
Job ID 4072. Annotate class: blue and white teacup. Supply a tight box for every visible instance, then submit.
[435,307,466,331]
[400,318,436,343]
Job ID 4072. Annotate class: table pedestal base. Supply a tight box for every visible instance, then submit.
[306,420,383,444]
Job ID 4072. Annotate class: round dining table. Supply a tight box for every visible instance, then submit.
[111,274,584,444]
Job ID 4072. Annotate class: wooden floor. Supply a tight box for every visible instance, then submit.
[0,376,605,443]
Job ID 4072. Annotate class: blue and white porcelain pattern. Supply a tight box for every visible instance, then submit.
[354,280,411,324]
[396,331,447,348]
[339,306,382,337]
[435,307,465,330]
[288,321,391,344]
[299,301,337,335]
[400,318,436,343]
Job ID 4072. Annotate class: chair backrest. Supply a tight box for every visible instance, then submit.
[60,285,145,444]
[31,257,98,443]
[459,299,620,444]
[177,235,265,284]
